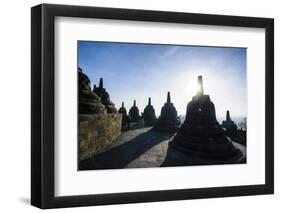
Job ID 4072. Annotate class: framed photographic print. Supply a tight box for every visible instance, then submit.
[31,3,274,209]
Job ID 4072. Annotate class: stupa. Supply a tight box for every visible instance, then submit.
[222,111,246,145]
[118,102,127,116]
[221,110,238,130]
[129,100,140,122]
[154,92,180,132]
[93,78,117,113]
[78,67,106,114]
[170,76,241,158]
[143,97,157,126]
[118,102,130,130]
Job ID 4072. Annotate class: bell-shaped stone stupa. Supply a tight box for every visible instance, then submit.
[129,100,140,122]
[170,76,242,159]
[221,110,238,131]
[154,92,180,132]
[78,67,106,114]
[118,102,127,116]
[118,102,130,130]
[143,97,157,126]
[93,78,117,113]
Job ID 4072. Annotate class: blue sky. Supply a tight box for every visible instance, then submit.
[78,41,247,118]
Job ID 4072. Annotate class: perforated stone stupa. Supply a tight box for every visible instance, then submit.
[154,92,180,132]
[143,97,157,126]
[78,67,106,114]
[118,102,127,116]
[221,110,246,145]
[79,68,122,161]
[129,100,140,122]
[170,76,242,159]
[93,78,117,113]
[118,102,130,130]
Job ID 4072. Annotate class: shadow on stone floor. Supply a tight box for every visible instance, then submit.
[126,121,145,131]
[79,129,174,170]
[161,143,246,167]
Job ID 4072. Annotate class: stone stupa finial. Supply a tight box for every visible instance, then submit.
[226,110,231,121]
[99,78,103,89]
[122,102,124,108]
[197,75,204,96]
[133,100,136,107]
[167,92,171,103]
[148,97,151,106]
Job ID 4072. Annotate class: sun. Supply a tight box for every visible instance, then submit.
[176,68,213,98]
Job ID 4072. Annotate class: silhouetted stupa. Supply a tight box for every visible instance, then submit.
[93,78,117,113]
[118,102,130,130]
[129,100,140,122]
[79,68,106,114]
[143,97,157,126]
[154,92,180,132]
[118,102,127,115]
[221,110,238,130]
[170,76,242,158]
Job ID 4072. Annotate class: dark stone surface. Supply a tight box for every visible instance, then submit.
[225,129,247,145]
[78,67,106,114]
[143,97,157,126]
[129,100,140,122]
[154,92,180,132]
[93,78,117,113]
[170,76,243,159]
[162,141,246,167]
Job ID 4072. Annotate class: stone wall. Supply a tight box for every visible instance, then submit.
[79,113,122,161]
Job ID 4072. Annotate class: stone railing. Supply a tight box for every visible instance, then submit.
[79,113,122,161]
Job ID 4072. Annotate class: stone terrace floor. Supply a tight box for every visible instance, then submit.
[79,126,246,170]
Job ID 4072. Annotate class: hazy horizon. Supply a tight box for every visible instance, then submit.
[78,41,247,118]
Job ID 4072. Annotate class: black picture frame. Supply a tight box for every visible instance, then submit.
[31,3,274,209]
